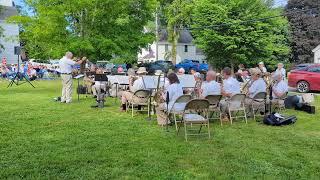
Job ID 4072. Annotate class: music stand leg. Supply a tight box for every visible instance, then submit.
[77,78,80,102]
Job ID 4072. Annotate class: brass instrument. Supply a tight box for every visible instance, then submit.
[153,75,166,105]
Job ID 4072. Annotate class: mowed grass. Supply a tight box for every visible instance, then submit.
[0,80,320,179]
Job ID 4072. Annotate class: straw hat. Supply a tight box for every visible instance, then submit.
[136,67,147,74]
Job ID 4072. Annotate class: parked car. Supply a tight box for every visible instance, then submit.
[288,64,320,93]
[138,60,174,74]
[175,59,208,72]
[291,63,315,70]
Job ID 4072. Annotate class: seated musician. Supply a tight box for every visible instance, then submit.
[177,68,185,75]
[83,69,95,95]
[200,70,221,98]
[91,68,109,107]
[121,67,147,111]
[220,67,241,119]
[272,73,288,103]
[244,68,267,114]
[156,73,183,126]
[193,72,202,97]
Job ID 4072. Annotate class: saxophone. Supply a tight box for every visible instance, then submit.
[154,75,165,105]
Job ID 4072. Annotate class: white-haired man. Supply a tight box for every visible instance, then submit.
[275,63,286,79]
[272,73,288,101]
[200,70,221,98]
[258,62,267,73]
[177,68,185,75]
[59,52,84,103]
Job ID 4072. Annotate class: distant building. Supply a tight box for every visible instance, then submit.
[312,45,320,63]
[138,29,206,64]
[0,0,20,64]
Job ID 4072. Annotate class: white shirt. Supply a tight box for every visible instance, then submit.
[275,68,286,79]
[201,80,221,97]
[30,69,37,76]
[163,83,184,111]
[248,78,266,98]
[272,80,288,99]
[131,77,145,92]
[223,77,240,96]
[59,56,75,74]
[259,67,267,73]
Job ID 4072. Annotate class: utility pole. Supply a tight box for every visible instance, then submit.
[155,8,159,62]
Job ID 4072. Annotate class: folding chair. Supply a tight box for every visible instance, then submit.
[205,95,222,125]
[272,93,287,112]
[178,99,210,141]
[227,94,248,124]
[128,90,151,117]
[249,92,267,121]
[170,95,192,131]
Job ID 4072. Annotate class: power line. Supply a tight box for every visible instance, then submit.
[183,8,318,31]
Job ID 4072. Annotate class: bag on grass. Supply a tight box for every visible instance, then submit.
[263,113,297,126]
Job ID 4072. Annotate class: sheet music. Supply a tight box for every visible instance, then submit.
[178,74,196,88]
[115,75,129,85]
[107,75,117,84]
[74,74,85,79]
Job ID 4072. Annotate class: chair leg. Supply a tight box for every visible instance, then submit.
[131,104,134,117]
[174,113,178,131]
[229,109,233,125]
[244,108,248,124]
[207,121,211,139]
[220,112,223,126]
[184,122,188,142]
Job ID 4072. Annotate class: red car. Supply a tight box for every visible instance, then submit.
[288,64,320,93]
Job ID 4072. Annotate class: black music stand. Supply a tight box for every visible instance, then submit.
[74,74,85,101]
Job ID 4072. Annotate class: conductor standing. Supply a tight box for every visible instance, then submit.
[59,52,84,103]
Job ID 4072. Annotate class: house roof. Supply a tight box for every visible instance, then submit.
[312,45,320,53]
[0,5,18,20]
[159,29,193,44]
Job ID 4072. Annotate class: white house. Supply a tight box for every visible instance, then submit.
[312,45,320,63]
[0,0,20,65]
[138,29,206,64]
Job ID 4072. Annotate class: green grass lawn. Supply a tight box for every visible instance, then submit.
[0,80,320,179]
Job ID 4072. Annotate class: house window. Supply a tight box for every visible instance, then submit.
[184,45,188,52]
[165,44,169,52]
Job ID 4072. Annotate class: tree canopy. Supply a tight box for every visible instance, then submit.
[0,6,4,50]
[191,0,290,69]
[286,0,320,63]
[10,0,156,63]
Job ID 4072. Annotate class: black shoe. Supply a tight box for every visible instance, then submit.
[93,95,97,98]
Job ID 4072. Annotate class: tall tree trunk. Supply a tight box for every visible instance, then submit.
[171,26,178,65]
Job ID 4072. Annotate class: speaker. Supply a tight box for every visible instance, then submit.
[14,46,21,55]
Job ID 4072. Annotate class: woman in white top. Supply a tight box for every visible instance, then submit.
[156,73,183,126]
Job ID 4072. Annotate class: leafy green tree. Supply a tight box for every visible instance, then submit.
[9,0,156,63]
[0,6,4,50]
[286,0,320,64]
[191,0,290,70]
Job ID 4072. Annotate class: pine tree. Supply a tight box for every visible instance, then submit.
[286,0,320,63]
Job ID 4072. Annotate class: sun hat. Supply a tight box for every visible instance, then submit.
[136,67,147,74]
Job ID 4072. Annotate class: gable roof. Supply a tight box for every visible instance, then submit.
[0,5,18,20]
[159,29,193,44]
[312,44,320,53]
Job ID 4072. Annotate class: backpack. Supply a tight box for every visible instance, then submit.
[263,113,297,126]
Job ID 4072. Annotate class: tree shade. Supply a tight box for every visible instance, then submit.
[9,0,156,63]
